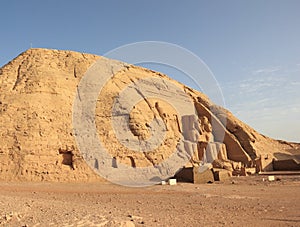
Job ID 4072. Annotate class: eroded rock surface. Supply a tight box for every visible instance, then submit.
[0,48,299,182]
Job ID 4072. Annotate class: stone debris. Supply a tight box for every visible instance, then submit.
[213,169,232,181]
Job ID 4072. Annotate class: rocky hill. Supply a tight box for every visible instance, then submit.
[0,48,299,182]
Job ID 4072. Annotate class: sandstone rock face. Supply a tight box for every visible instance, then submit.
[0,49,101,181]
[0,48,299,182]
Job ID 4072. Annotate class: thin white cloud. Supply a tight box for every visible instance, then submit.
[221,70,300,141]
[252,66,281,75]
[234,75,285,95]
[291,81,300,86]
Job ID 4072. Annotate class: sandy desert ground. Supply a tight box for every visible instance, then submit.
[0,175,299,227]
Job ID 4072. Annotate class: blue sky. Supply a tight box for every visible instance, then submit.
[0,0,299,142]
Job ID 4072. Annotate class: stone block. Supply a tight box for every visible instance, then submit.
[213,168,232,181]
[268,176,275,181]
[168,179,177,185]
[193,165,214,184]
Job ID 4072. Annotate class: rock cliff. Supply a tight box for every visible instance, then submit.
[0,48,299,182]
